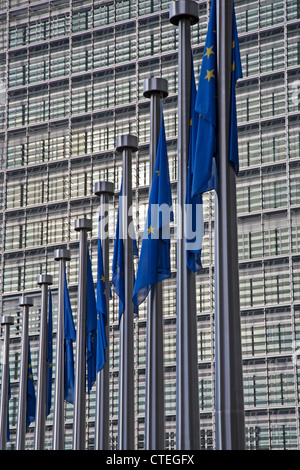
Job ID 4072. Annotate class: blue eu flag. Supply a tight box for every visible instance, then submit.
[96,222,108,372]
[46,289,53,416]
[191,0,242,198]
[133,112,173,306]
[186,53,204,272]
[87,245,97,392]
[112,179,138,320]
[26,342,36,431]
[64,267,76,404]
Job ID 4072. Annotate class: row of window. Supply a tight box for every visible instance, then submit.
[4,0,300,52]
[1,119,299,173]
[5,74,300,133]
[6,26,300,91]
[2,168,299,221]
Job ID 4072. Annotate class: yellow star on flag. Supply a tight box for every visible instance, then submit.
[205,69,215,82]
[155,170,160,177]
[204,45,214,59]
[100,275,105,283]
[148,225,155,235]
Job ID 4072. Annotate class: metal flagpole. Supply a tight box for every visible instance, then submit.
[143,77,168,450]
[0,315,14,450]
[16,295,33,450]
[94,181,114,450]
[169,0,200,450]
[215,0,245,450]
[34,274,53,450]
[116,134,138,450]
[53,248,71,450]
[73,218,92,450]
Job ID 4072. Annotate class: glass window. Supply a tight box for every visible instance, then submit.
[94,3,114,27]
[235,3,258,33]
[72,9,92,33]
[236,87,260,123]
[49,128,69,161]
[238,133,260,168]
[261,83,285,118]
[7,137,26,167]
[265,268,290,305]
[287,0,300,21]
[244,374,268,407]
[287,26,300,68]
[71,128,92,156]
[260,35,284,73]
[260,1,284,27]
[49,87,69,120]
[237,178,262,214]
[241,322,266,356]
[240,268,264,308]
[239,38,259,78]
[50,46,69,80]
[48,171,68,202]
[263,175,287,210]
[71,83,92,115]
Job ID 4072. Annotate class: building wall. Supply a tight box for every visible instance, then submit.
[0,0,299,450]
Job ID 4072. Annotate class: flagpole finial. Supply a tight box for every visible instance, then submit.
[18,295,34,307]
[169,0,199,26]
[37,274,53,286]
[94,181,114,197]
[0,315,14,325]
[116,134,138,153]
[143,77,169,99]
[54,248,71,261]
[74,218,92,232]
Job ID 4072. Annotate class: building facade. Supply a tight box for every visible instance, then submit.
[0,0,299,450]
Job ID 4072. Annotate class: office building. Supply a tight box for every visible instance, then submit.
[0,0,299,450]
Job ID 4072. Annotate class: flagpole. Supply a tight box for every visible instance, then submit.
[34,274,53,450]
[143,77,168,450]
[169,0,200,450]
[0,315,14,450]
[215,0,245,450]
[116,134,138,450]
[94,181,114,450]
[16,295,33,450]
[53,248,71,450]
[73,218,92,450]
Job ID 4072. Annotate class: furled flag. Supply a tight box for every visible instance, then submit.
[112,179,138,321]
[96,221,108,372]
[64,267,76,404]
[86,245,97,392]
[191,0,242,198]
[46,289,53,416]
[186,53,204,272]
[26,341,36,431]
[133,111,173,306]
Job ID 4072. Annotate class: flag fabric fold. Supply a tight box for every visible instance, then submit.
[186,53,204,273]
[133,112,173,306]
[112,180,138,321]
[26,342,36,431]
[191,0,242,198]
[63,267,76,404]
[86,245,97,391]
[46,289,53,416]
[96,229,108,372]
